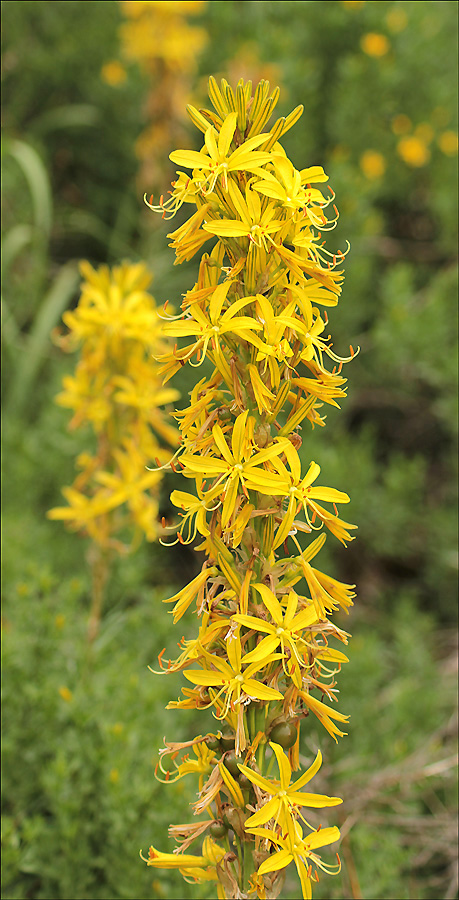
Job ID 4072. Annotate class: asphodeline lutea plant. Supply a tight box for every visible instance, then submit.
[48,261,179,639]
[141,77,357,900]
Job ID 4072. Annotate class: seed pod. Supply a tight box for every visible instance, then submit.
[209,821,227,839]
[224,750,243,776]
[237,772,253,791]
[220,733,236,751]
[269,720,298,749]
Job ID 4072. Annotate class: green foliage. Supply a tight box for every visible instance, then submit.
[1,564,210,900]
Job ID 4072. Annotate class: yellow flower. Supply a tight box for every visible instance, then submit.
[165,487,219,544]
[240,744,342,829]
[161,279,263,368]
[252,820,341,900]
[253,156,328,212]
[233,586,318,688]
[157,741,216,788]
[145,171,201,219]
[361,32,390,57]
[397,135,431,167]
[386,8,408,33]
[169,112,273,193]
[58,686,73,702]
[62,261,157,351]
[294,534,356,617]
[101,60,127,86]
[184,629,284,718]
[272,449,352,548]
[438,131,458,156]
[391,114,412,135]
[164,566,218,624]
[203,181,284,251]
[179,410,291,527]
[360,150,386,180]
[141,836,225,882]
[50,261,179,549]
[298,690,350,742]
[415,123,434,145]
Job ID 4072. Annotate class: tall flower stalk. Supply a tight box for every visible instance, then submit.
[48,261,179,640]
[142,77,357,900]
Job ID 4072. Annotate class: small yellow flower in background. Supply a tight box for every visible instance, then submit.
[110,722,124,736]
[342,0,365,9]
[58,686,73,702]
[386,7,408,33]
[55,614,66,630]
[109,768,120,784]
[112,0,208,188]
[438,130,458,156]
[101,60,127,86]
[415,122,434,145]
[360,149,386,180]
[397,135,431,167]
[119,0,207,73]
[391,114,412,135]
[361,32,390,57]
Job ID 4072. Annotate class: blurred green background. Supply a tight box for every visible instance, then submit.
[2,2,458,899]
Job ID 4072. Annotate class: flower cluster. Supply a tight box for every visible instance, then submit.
[142,77,357,899]
[104,0,208,188]
[49,261,178,549]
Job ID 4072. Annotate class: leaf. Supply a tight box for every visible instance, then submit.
[7,139,53,238]
[6,261,80,415]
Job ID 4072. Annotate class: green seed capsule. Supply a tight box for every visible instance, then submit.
[269,721,297,749]
[206,736,221,752]
[238,772,253,790]
[209,821,227,839]
[224,750,243,776]
[217,406,233,422]
[220,733,235,751]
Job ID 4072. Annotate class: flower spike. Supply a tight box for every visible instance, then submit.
[142,77,357,900]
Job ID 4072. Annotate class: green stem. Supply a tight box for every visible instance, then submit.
[87,542,110,643]
[264,749,276,779]
[234,834,245,890]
